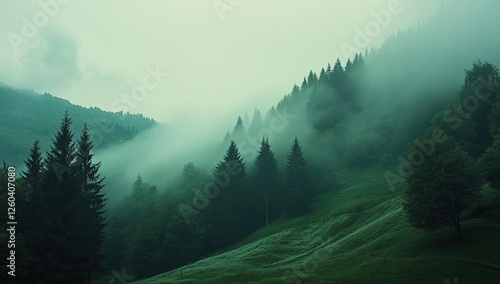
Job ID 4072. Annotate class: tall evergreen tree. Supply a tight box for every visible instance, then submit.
[326,63,332,78]
[253,138,281,226]
[291,84,301,97]
[21,140,42,203]
[75,124,107,280]
[222,130,231,145]
[34,111,85,282]
[285,138,311,216]
[25,112,106,283]
[207,141,249,250]
[331,58,345,89]
[307,70,318,86]
[231,116,246,142]
[345,58,354,74]
[319,68,328,85]
[248,109,264,137]
[300,77,308,91]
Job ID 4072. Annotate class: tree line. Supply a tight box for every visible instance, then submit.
[103,137,314,279]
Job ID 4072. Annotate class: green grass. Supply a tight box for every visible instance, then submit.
[134,165,500,284]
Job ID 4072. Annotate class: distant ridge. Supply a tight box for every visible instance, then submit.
[0,85,159,166]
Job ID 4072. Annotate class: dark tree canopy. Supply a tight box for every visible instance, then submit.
[253,138,281,226]
[285,138,312,216]
[404,134,480,241]
[17,112,107,283]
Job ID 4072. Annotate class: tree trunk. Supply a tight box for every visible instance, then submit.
[452,215,464,242]
[265,186,269,227]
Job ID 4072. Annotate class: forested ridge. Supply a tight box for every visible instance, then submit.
[0,86,158,166]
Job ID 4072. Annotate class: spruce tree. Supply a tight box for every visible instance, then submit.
[20,140,43,238]
[300,77,308,91]
[27,112,105,283]
[285,138,311,216]
[319,68,328,85]
[331,58,345,89]
[307,70,318,86]
[36,111,86,282]
[75,124,107,279]
[21,140,43,202]
[231,116,246,142]
[248,109,264,137]
[208,141,248,249]
[253,138,280,226]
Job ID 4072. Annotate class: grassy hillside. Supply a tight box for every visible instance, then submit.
[133,166,500,284]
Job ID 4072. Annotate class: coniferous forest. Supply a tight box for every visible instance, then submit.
[1,1,500,283]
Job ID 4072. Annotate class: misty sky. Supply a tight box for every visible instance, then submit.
[0,0,441,127]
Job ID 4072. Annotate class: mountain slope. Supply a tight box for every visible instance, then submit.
[133,166,500,284]
[0,85,158,166]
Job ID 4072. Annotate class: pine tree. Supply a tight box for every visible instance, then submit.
[326,63,332,78]
[291,84,300,97]
[319,68,328,85]
[307,70,318,86]
[248,109,264,137]
[36,111,87,282]
[20,140,43,238]
[222,130,231,145]
[345,58,353,74]
[207,141,248,249]
[331,58,345,88]
[300,77,308,91]
[231,116,246,142]
[253,138,280,226]
[75,124,107,279]
[26,112,106,283]
[21,140,43,202]
[285,138,311,216]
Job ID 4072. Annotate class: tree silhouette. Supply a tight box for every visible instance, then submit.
[404,135,480,241]
[285,138,311,216]
[253,138,281,226]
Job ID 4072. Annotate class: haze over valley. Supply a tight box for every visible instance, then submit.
[1,1,500,283]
